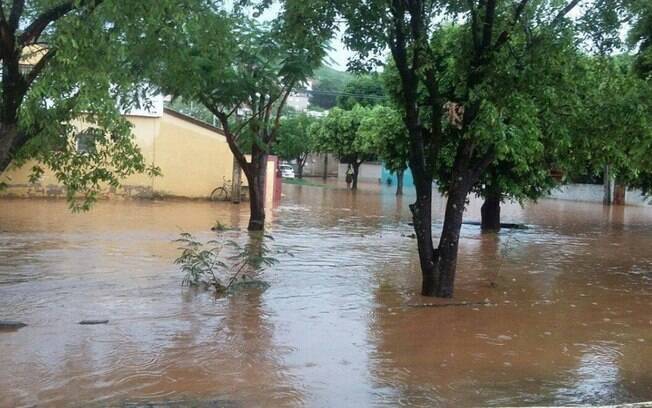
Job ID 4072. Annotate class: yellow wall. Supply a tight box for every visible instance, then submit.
[0,111,244,200]
[150,112,235,198]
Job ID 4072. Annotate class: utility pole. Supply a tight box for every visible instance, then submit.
[231,159,241,204]
[603,164,613,205]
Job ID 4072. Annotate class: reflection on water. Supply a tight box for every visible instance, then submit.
[0,183,651,407]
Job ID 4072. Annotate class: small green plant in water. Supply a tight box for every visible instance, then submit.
[211,220,228,232]
[174,232,278,294]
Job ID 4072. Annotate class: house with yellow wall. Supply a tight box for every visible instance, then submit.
[1,46,280,204]
[0,102,280,203]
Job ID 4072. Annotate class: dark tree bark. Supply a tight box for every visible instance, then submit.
[209,84,293,232]
[481,190,501,231]
[431,181,470,297]
[351,160,361,190]
[296,154,306,179]
[0,35,28,172]
[409,167,437,295]
[246,149,268,231]
[386,0,534,296]
[322,154,328,180]
[396,168,404,196]
[0,0,95,173]
[613,177,626,205]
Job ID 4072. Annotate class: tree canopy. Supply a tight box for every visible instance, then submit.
[275,112,318,177]
[142,1,335,229]
[337,73,387,109]
[0,0,188,209]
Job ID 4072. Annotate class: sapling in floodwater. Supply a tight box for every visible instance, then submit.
[174,232,278,294]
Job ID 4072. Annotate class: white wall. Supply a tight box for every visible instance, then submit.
[548,184,605,203]
[625,188,652,206]
[548,184,652,207]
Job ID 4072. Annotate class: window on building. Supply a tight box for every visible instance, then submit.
[76,129,98,154]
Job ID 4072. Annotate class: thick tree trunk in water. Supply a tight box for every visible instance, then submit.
[322,155,328,180]
[246,153,267,231]
[613,181,626,205]
[432,185,469,298]
[409,172,437,296]
[396,169,404,196]
[481,191,501,231]
[351,161,361,190]
[296,156,304,179]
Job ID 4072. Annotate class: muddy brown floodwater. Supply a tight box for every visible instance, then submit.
[0,182,651,407]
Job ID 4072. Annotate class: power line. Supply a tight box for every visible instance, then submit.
[298,89,387,100]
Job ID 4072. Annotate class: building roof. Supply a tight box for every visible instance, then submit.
[162,107,225,135]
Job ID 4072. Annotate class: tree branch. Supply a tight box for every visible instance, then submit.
[471,149,495,179]
[467,0,480,51]
[0,1,6,24]
[269,83,293,143]
[551,0,582,27]
[481,0,497,49]
[25,48,55,85]
[9,0,24,29]
[211,109,251,177]
[19,1,76,45]
[492,0,529,51]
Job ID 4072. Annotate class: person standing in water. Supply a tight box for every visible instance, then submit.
[345,164,353,189]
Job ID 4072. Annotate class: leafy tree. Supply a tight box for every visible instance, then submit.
[420,24,586,231]
[0,0,175,209]
[337,73,387,109]
[338,0,589,297]
[309,65,351,109]
[166,97,215,125]
[629,0,652,76]
[274,113,317,178]
[149,4,334,231]
[315,105,374,190]
[567,56,652,199]
[358,105,408,195]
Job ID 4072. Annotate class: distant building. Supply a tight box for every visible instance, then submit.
[286,80,314,112]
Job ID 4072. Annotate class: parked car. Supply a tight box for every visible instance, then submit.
[279,164,295,179]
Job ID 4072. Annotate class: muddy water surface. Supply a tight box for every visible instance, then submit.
[0,183,651,407]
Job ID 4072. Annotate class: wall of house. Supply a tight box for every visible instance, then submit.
[0,112,252,201]
[148,113,235,198]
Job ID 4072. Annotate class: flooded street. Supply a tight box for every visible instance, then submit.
[0,183,651,407]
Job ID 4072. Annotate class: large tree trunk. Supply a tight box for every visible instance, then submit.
[296,155,305,179]
[481,190,501,232]
[322,155,328,180]
[431,182,470,297]
[351,161,361,190]
[396,169,404,196]
[409,166,437,296]
[613,177,626,205]
[246,151,267,231]
[0,123,20,173]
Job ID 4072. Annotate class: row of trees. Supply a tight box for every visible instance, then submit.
[274,100,409,194]
[1,0,651,298]
[330,0,652,297]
